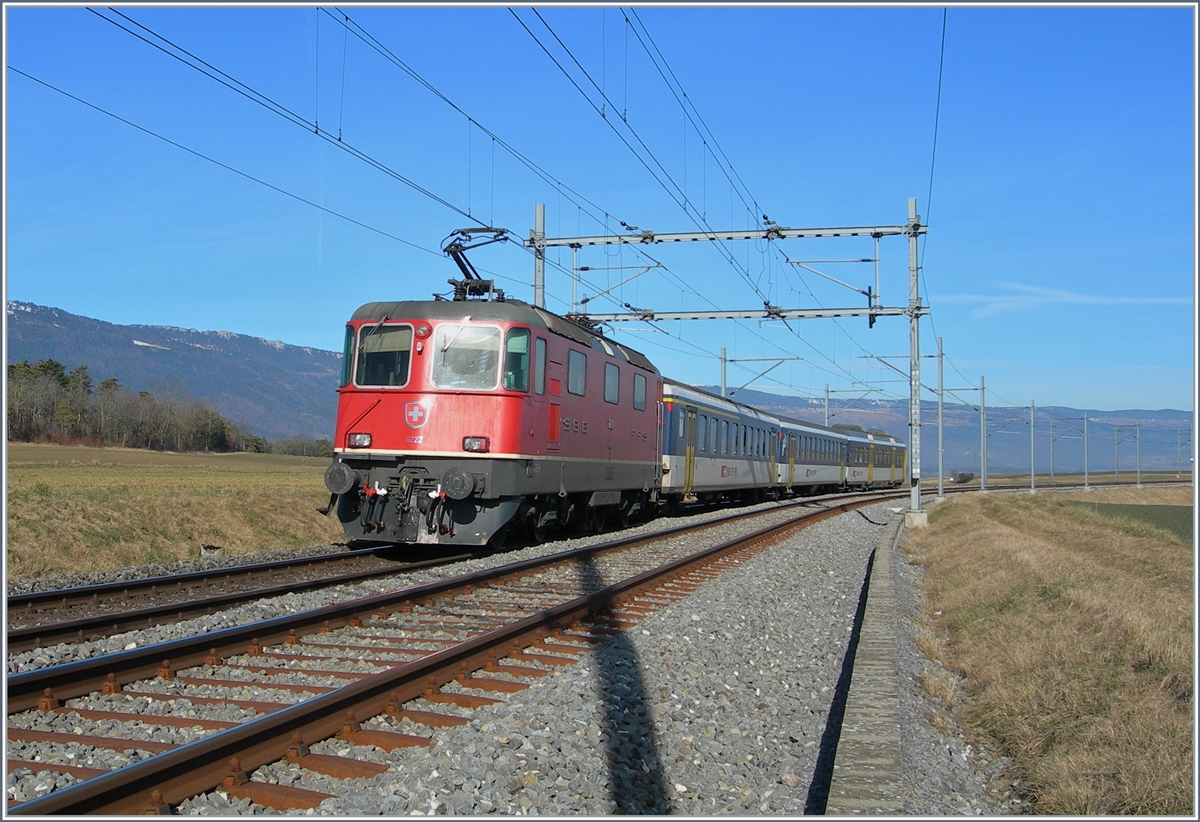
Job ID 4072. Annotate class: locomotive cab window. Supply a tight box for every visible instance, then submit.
[432,323,501,390]
[503,328,530,391]
[355,323,413,387]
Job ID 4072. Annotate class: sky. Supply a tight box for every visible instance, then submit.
[3,3,1196,415]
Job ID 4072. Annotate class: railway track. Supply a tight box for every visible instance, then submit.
[6,493,897,815]
[6,491,898,656]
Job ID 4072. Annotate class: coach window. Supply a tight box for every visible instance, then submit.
[568,349,587,396]
[697,415,707,452]
[356,322,413,388]
[534,338,547,395]
[503,328,530,391]
[709,418,718,453]
[633,373,646,411]
[604,363,619,404]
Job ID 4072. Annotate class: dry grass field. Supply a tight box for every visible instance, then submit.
[6,443,347,579]
[903,488,1194,814]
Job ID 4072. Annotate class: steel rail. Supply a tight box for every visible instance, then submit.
[8,563,438,654]
[8,496,877,815]
[7,546,481,611]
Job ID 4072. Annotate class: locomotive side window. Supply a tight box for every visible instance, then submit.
[356,323,413,387]
[568,350,587,396]
[339,325,355,387]
[432,323,501,390]
[503,328,530,391]
[633,373,646,411]
[534,338,547,394]
[604,363,619,404]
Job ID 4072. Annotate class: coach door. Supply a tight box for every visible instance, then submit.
[683,407,697,495]
[768,429,778,489]
[867,440,875,485]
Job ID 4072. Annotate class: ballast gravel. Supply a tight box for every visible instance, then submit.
[7,497,1024,814]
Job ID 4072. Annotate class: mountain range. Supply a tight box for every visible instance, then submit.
[5,300,1193,474]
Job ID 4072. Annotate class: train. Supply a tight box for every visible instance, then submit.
[320,292,907,549]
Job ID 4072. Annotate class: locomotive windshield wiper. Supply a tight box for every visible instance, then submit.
[441,315,472,352]
[361,314,390,344]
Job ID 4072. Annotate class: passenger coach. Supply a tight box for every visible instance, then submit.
[660,381,781,509]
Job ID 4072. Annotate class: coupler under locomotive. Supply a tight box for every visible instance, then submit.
[321,456,522,547]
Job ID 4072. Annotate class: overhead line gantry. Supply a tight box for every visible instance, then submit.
[524,199,931,525]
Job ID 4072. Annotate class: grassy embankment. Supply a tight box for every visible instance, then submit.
[6,442,346,579]
[902,485,1194,815]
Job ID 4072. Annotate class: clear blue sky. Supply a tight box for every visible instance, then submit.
[4,4,1195,413]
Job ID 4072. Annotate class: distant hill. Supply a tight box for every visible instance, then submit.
[5,301,1191,473]
[5,301,340,441]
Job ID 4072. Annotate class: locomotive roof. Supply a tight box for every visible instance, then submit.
[350,299,658,374]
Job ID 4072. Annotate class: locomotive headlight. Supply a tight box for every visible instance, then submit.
[462,436,490,453]
[347,432,372,448]
[415,322,431,339]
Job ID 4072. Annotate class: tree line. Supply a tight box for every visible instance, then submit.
[6,359,332,456]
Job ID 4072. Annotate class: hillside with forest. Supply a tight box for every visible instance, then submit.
[6,301,340,441]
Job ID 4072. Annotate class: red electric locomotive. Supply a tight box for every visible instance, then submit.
[321,291,663,547]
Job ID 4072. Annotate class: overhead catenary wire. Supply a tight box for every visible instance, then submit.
[624,8,763,225]
[91,7,483,226]
[512,8,776,305]
[6,66,441,257]
[920,8,948,345]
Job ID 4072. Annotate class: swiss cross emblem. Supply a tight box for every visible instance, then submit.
[404,402,428,429]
